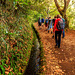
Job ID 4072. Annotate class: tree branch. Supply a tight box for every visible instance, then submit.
[54,0,63,15]
[49,8,57,13]
[63,0,70,12]
[66,0,70,8]
[63,0,67,12]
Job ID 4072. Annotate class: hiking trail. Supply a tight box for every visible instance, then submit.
[34,22,75,75]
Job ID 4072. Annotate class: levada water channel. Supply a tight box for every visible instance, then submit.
[24,25,41,75]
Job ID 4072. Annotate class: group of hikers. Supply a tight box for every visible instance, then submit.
[38,14,65,48]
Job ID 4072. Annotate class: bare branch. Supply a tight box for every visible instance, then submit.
[63,0,70,12]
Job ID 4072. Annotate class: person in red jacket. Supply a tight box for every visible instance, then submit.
[53,15,63,48]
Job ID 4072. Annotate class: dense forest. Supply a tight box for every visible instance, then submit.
[0,0,75,75]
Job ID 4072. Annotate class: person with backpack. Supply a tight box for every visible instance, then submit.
[52,16,57,38]
[45,17,48,28]
[47,17,52,33]
[41,18,44,27]
[38,17,42,29]
[61,18,65,38]
[53,15,63,48]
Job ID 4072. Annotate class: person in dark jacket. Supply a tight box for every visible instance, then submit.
[38,17,42,29]
[52,16,57,38]
[47,17,52,33]
[41,18,44,27]
[53,15,63,48]
[45,17,48,31]
[45,17,48,27]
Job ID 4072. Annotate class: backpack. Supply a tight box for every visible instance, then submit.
[45,19,48,23]
[57,19,64,30]
[42,18,44,23]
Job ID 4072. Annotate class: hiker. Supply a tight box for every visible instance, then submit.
[47,17,52,33]
[61,18,65,38]
[53,15,63,48]
[52,16,57,27]
[45,17,48,29]
[41,18,44,27]
[38,17,41,29]
[52,16,57,38]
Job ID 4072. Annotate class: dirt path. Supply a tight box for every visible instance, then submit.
[34,23,75,75]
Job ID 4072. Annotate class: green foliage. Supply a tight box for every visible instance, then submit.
[0,65,5,75]
[67,0,75,28]
[0,1,34,74]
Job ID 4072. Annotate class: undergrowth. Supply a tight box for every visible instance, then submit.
[0,5,33,75]
[0,0,44,74]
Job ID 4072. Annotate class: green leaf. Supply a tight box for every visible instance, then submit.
[0,65,5,75]
[23,2,28,5]
[8,72,14,75]
[4,64,8,68]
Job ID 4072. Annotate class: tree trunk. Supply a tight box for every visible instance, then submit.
[61,11,69,28]
[62,13,69,28]
[54,0,70,28]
